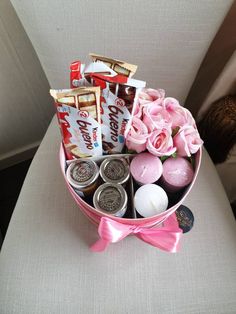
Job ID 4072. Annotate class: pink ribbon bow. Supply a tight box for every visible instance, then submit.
[90,213,183,252]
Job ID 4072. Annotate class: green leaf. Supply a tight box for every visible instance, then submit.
[172,127,180,137]
[189,155,195,168]
[160,155,169,162]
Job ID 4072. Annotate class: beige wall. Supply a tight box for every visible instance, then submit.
[0,0,54,169]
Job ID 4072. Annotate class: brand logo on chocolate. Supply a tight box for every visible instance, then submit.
[92,127,98,142]
[115,98,125,107]
[77,120,93,150]
[79,111,89,118]
[108,105,124,142]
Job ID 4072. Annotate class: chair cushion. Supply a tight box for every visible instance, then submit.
[0,116,235,313]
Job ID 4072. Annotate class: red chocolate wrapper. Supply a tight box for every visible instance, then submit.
[91,73,146,154]
[50,87,102,159]
[70,60,117,88]
[89,53,138,77]
[70,61,84,88]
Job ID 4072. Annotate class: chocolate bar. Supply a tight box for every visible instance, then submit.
[89,53,138,77]
[91,74,146,154]
[70,60,116,88]
[50,87,102,159]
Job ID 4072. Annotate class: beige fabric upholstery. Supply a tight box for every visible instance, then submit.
[0,116,235,313]
[11,0,233,104]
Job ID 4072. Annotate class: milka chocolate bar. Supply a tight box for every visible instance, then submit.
[89,53,138,77]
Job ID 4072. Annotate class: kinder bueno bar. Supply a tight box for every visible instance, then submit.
[70,60,116,88]
[91,74,146,154]
[90,53,137,77]
[70,61,86,88]
[84,61,116,81]
[50,87,102,159]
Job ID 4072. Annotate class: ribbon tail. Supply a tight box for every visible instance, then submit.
[136,230,182,253]
[90,238,110,252]
[135,212,183,252]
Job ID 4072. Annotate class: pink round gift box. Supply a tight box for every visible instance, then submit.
[59,144,202,228]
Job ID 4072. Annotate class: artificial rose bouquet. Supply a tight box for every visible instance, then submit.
[126,88,203,157]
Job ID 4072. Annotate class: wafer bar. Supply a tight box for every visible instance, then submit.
[89,53,138,77]
[70,60,116,88]
[50,87,102,159]
[91,73,146,154]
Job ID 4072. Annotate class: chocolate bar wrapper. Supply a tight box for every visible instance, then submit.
[91,74,146,154]
[70,60,116,88]
[50,87,102,159]
[70,61,86,88]
[90,53,138,77]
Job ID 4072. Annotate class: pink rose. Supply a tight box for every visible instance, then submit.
[138,88,165,106]
[134,88,165,120]
[173,125,203,157]
[143,103,172,132]
[133,102,143,119]
[146,128,176,157]
[182,108,196,128]
[126,117,150,153]
[162,98,196,128]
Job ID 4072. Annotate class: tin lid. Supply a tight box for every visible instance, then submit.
[93,183,127,215]
[66,159,99,189]
[100,157,130,184]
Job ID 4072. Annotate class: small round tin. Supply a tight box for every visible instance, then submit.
[100,157,130,185]
[66,159,99,197]
[93,183,128,217]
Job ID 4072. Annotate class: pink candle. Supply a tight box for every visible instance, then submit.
[130,152,163,185]
[161,157,194,193]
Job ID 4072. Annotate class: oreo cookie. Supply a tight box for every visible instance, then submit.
[176,205,194,233]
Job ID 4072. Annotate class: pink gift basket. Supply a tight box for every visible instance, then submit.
[51,53,203,252]
[59,144,202,252]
